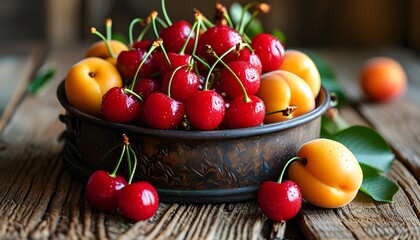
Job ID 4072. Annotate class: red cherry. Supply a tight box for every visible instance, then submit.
[85,170,127,212]
[235,48,263,75]
[197,25,243,66]
[117,49,154,82]
[154,51,192,75]
[220,60,260,99]
[160,20,195,54]
[118,181,159,221]
[251,33,285,73]
[133,78,162,101]
[143,92,184,130]
[132,40,153,50]
[101,87,140,123]
[223,95,265,129]
[185,90,226,130]
[161,66,200,103]
[258,180,302,222]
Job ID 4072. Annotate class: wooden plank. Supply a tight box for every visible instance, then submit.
[316,47,420,181]
[1,45,420,239]
[0,43,45,132]
[358,99,420,181]
[295,105,420,239]
[299,160,420,239]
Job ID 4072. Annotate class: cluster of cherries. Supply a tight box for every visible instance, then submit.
[96,2,285,131]
[85,134,159,221]
[83,1,303,223]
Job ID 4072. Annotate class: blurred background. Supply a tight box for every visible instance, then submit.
[1,0,420,50]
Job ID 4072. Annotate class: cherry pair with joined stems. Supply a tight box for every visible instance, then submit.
[85,134,159,221]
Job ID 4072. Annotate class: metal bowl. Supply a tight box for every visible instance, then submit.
[57,81,330,204]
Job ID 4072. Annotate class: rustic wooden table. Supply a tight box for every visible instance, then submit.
[1,42,420,239]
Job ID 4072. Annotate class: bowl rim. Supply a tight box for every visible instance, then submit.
[57,80,330,140]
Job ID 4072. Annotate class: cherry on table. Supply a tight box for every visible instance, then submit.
[85,170,127,212]
[101,87,141,123]
[257,156,302,222]
[118,181,159,221]
[258,180,302,222]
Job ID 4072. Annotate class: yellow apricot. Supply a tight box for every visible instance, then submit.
[359,56,407,102]
[85,40,128,59]
[288,138,363,208]
[279,49,321,98]
[257,70,315,123]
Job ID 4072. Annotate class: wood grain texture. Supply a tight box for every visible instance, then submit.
[0,43,45,132]
[1,45,420,239]
[358,99,420,181]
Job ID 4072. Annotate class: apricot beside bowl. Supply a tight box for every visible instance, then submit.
[57,80,330,204]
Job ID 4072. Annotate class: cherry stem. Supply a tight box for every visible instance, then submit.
[150,11,171,67]
[236,2,259,34]
[110,134,129,177]
[206,45,251,102]
[203,44,243,90]
[188,10,203,57]
[155,16,169,28]
[127,145,138,184]
[124,88,143,103]
[193,55,210,71]
[128,18,143,46]
[129,39,161,90]
[178,20,197,55]
[265,106,297,116]
[161,0,172,26]
[167,64,189,97]
[242,33,252,45]
[215,2,233,28]
[241,3,270,34]
[223,12,234,28]
[90,27,116,59]
[125,144,132,183]
[106,19,112,42]
[277,156,303,183]
[137,23,151,43]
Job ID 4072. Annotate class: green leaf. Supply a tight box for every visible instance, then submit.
[27,68,56,94]
[112,33,128,45]
[320,116,336,138]
[329,126,395,173]
[359,163,399,202]
[229,2,264,38]
[229,2,243,24]
[244,19,263,39]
